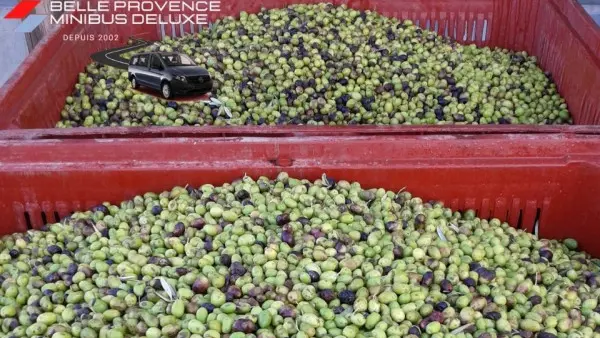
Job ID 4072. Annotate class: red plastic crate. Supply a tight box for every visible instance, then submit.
[0,134,599,254]
[0,0,599,133]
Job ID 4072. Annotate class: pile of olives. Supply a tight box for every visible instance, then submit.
[56,3,571,128]
[0,173,597,338]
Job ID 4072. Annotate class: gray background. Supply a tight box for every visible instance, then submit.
[1,0,599,87]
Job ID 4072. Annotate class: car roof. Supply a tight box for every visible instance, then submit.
[131,52,185,57]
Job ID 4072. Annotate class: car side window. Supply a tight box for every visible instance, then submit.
[150,55,163,70]
[138,55,149,68]
[130,57,138,66]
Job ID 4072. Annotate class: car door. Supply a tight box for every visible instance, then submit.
[134,54,151,86]
[148,54,165,90]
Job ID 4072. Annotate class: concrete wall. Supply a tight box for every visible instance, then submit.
[0,1,29,87]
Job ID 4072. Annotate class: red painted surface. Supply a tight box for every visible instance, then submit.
[0,125,599,141]
[0,134,599,253]
[0,0,599,132]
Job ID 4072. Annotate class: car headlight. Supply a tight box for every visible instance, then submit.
[175,76,187,82]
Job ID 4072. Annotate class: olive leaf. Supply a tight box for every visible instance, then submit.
[224,107,232,118]
[449,224,460,233]
[437,226,447,241]
[120,275,137,281]
[90,221,102,236]
[321,173,333,188]
[158,277,177,302]
[450,323,474,335]
[210,97,223,107]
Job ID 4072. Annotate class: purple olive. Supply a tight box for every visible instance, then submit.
[484,311,501,320]
[66,263,78,275]
[192,278,209,294]
[44,272,60,283]
[276,213,290,226]
[309,228,324,239]
[235,189,250,201]
[247,287,263,298]
[226,285,242,301]
[220,254,232,267]
[307,270,320,282]
[92,205,109,214]
[419,318,432,330]
[3,318,18,331]
[537,332,558,338]
[319,289,336,302]
[385,221,399,232]
[421,271,433,286]
[172,222,185,237]
[519,331,534,338]
[8,249,19,259]
[175,267,188,276]
[339,290,356,305]
[428,311,445,323]
[204,239,213,251]
[279,305,297,318]
[587,275,599,288]
[335,241,347,254]
[393,246,404,259]
[284,279,294,289]
[349,204,363,214]
[230,262,247,277]
[191,218,205,229]
[528,295,542,306]
[415,214,426,225]
[434,302,448,312]
[469,262,481,271]
[440,279,453,293]
[196,304,213,314]
[477,268,496,283]
[47,245,62,255]
[408,325,421,335]
[281,230,294,246]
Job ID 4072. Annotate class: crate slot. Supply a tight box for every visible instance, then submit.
[160,22,166,39]
[516,209,524,230]
[533,208,542,236]
[54,211,60,223]
[41,211,48,225]
[482,19,488,41]
[444,20,449,38]
[24,212,33,230]
[471,20,477,41]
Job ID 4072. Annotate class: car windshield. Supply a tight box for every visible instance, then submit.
[160,54,195,67]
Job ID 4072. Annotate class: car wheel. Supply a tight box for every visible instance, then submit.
[162,82,173,99]
[131,77,139,89]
